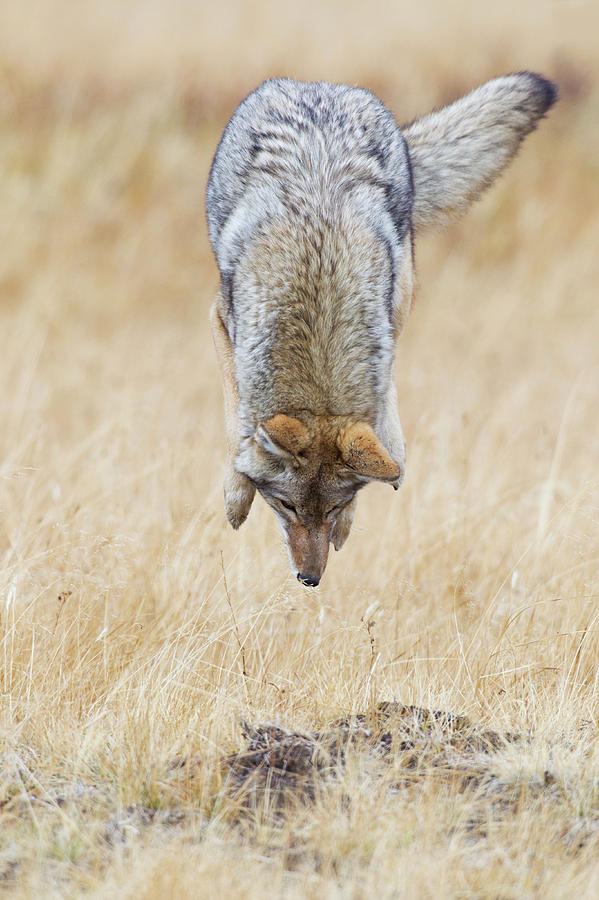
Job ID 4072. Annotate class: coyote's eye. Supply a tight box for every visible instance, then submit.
[279,499,297,515]
[325,505,342,518]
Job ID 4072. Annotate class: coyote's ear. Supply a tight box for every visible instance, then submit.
[338,423,400,484]
[403,72,557,232]
[256,415,312,460]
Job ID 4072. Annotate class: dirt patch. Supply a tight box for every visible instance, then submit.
[223,701,520,808]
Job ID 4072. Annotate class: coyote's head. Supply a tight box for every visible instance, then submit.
[236,415,401,586]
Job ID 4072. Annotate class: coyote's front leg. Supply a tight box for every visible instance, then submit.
[378,379,406,490]
[210,299,255,528]
[331,496,358,551]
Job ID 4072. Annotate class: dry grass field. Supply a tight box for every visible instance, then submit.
[1,0,598,895]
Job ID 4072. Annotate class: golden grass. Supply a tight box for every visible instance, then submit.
[1,0,599,895]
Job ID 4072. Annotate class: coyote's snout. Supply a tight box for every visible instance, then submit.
[206,74,557,584]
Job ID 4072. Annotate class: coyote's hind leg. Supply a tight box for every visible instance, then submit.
[210,298,255,528]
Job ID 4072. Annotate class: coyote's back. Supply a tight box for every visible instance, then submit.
[206,79,413,257]
[207,80,413,422]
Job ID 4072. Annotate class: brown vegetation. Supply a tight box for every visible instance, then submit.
[0,0,598,895]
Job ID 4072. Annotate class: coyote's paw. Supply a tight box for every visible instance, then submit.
[224,469,255,530]
[332,497,357,551]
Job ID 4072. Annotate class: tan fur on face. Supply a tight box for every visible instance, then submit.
[338,422,400,482]
[260,415,312,457]
[285,520,330,583]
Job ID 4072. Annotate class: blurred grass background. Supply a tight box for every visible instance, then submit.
[0,0,598,895]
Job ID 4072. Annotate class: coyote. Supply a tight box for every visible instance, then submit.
[207,73,557,586]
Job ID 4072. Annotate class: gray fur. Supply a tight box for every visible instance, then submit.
[207,79,414,439]
[403,72,557,230]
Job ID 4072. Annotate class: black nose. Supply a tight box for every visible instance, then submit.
[297,573,320,587]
